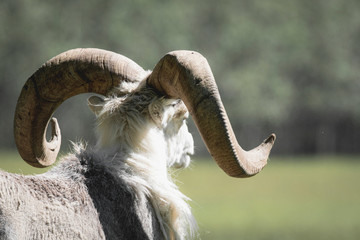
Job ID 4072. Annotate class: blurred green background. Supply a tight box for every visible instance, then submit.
[1,0,360,239]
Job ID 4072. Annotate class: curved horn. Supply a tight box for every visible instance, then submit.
[147,51,276,178]
[14,48,145,167]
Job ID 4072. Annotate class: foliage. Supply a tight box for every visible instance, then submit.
[1,0,360,154]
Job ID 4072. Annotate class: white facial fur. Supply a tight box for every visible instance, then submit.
[88,89,194,169]
[154,98,194,169]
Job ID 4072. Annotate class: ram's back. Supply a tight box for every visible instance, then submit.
[0,170,105,240]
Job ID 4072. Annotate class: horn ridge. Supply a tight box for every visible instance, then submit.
[148,50,276,177]
[14,48,145,167]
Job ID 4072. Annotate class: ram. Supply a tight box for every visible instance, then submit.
[0,49,275,240]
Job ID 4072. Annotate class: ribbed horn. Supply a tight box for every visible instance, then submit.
[14,48,145,167]
[147,50,275,177]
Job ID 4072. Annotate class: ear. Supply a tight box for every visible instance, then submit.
[88,95,105,115]
[148,100,164,126]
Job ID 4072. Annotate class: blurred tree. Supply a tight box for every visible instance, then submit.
[0,0,359,155]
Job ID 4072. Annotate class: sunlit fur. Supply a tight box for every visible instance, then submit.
[88,80,197,239]
[0,78,197,239]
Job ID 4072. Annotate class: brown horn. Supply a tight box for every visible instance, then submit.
[147,50,276,178]
[14,48,145,167]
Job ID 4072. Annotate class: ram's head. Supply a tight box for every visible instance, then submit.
[14,48,275,177]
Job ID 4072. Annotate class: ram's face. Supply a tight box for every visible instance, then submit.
[149,98,194,169]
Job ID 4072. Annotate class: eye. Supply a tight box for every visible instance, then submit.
[171,99,181,107]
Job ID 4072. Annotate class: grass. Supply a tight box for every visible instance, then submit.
[177,156,360,240]
[0,150,50,174]
[1,152,360,239]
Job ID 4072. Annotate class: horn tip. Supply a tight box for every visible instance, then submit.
[264,133,276,145]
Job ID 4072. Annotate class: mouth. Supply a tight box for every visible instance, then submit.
[183,151,193,167]
[185,147,194,156]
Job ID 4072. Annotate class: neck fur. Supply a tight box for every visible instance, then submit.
[94,128,197,239]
